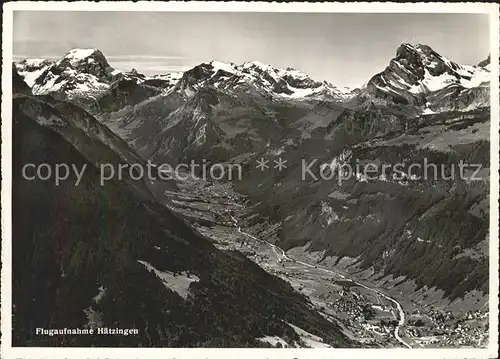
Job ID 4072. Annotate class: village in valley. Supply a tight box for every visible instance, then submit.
[155,175,489,348]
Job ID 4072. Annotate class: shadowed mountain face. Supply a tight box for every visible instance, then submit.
[12,42,491,347]
[235,105,490,300]
[13,65,32,95]
[12,85,351,347]
[221,47,491,301]
[12,93,164,199]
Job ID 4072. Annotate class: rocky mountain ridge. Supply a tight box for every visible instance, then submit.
[12,82,352,348]
[15,44,490,118]
[13,43,492,306]
[361,43,490,113]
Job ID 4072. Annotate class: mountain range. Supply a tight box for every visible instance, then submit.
[12,67,353,348]
[15,44,490,164]
[12,43,491,347]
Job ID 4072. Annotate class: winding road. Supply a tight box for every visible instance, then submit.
[230,215,412,349]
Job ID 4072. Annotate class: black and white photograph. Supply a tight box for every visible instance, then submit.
[1,2,498,359]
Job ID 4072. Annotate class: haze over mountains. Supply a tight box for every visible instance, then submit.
[12,42,491,347]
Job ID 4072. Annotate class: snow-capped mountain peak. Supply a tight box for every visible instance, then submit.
[364,43,490,112]
[14,48,123,111]
[15,43,488,117]
[209,60,239,74]
[56,48,113,77]
[175,59,352,101]
[62,48,102,62]
[15,58,54,87]
[18,57,51,68]
[16,48,355,108]
[241,60,309,80]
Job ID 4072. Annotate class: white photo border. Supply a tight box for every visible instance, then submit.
[1,2,498,359]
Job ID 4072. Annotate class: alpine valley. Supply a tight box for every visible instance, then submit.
[12,43,491,348]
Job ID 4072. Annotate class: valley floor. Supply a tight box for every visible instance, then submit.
[147,173,489,348]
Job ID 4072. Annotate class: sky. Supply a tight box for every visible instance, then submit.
[13,11,490,88]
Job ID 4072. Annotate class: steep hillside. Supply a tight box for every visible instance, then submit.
[98,83,317,165]
[12,94,162,198]
[14,42,491,306]
[12,93,351,348]
[235,106,490,301]
[13,64,32,95]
